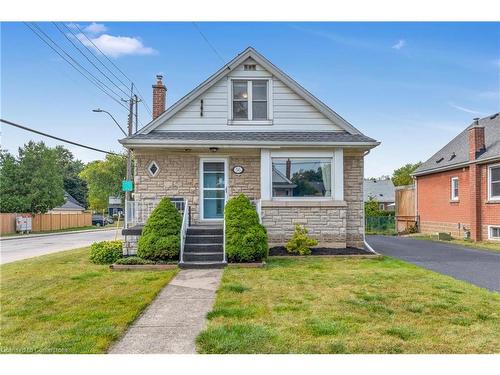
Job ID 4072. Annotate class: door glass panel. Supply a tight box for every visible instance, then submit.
[203,198,224,219]
[203,161,225,219]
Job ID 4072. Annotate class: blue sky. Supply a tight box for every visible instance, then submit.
[1,22,499,177]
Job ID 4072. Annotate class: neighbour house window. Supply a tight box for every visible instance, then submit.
[489,226,500,240]
[489,165,500,200]
[271,158,332,198]
[232,80,268,120]
[451,177,459,201]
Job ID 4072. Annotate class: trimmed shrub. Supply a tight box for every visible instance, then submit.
[285,224,318,255]
[115,256,154,265]
[89,240,123,264]
[137,197,181,261]
[225,194,268,262]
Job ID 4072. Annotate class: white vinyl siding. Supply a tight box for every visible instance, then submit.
[156,60,343,132]
[451,177,459,201]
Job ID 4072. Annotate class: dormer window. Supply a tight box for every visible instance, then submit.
[232,80,268,121]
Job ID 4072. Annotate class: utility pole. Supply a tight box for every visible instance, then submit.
[125,90,134,204]
[134,94,139,133]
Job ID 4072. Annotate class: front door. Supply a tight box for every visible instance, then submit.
[201,159,227,220]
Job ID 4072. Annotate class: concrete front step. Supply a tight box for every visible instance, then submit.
[184,243,223,253]
[179,261,227,269]
[183,252,224,262]
[185,234,223,244]
[187,227,223,236]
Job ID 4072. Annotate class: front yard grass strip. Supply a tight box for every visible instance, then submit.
[110,263,178,271]
[0,247,178,353]
[197,257,500,354]
[407,235,500,252]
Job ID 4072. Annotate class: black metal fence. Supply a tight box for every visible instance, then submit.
[365,216,396,234]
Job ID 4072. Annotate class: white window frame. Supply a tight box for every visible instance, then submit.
[487,163,500,201]
[147,160,160,177]
[260,149,344,201]
[199,157,229,222]
[451,177,459,201]
[488,225,500,241]
[227,78,273,125]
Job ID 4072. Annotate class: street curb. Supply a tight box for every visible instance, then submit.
[0,227,121,241]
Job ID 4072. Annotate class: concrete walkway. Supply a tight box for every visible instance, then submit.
[110,268,223,354]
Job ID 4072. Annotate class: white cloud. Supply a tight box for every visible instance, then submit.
[83,22,107,35]
[68,23,157,58]
[392,39,406,50]
[449,102,485,115]
[78,33,157,58]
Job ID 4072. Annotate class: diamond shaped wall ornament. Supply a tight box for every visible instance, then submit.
[148,161,160,177]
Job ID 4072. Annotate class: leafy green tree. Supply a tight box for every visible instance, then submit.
[364,197,380,217]
[79,153,126,210]
[54,146,87,207]
[0,142,65,213]
[391,162,422,186]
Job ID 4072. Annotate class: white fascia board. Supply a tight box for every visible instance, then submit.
[120,139,380,149]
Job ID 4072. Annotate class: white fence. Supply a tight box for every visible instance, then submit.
[125,198,185,228]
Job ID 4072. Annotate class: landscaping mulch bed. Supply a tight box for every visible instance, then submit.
[269,246,374,257]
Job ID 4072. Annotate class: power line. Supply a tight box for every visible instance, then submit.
[25,23,129,114]
[74,24,153,117]
[61,23,131,97]
[1,119,118,155]
[192,22,225,64]
[53,22,131,98]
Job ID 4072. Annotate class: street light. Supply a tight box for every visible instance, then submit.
[92,108,127,136]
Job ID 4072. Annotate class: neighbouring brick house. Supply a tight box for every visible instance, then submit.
[413,113,500,242]
[120,47,379,266]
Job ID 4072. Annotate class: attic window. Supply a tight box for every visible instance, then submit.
[244,64,256,71]
[148,161,160,177]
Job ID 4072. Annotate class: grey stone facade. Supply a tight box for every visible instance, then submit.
[127,148,366,252]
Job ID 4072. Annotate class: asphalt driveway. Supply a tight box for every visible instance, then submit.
[366,235,500,292]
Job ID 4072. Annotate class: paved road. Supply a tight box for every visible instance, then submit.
[367,235,500,292]
[0,229,123,264]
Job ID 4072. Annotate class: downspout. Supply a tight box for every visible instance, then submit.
[362,149,379,255]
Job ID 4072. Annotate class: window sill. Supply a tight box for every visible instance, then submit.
[261,199,347,208]
[227,120,273,126]
[450,200,460,203]
[486,199,500,204]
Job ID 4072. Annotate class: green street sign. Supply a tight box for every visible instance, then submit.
[122,180,133,192]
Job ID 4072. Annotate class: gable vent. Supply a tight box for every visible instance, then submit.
[244,64,257,71]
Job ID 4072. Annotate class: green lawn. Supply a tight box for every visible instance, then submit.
[408,235,500,253]
[197,257,500,354]
[0,248,177,353]
[0,225,115,238]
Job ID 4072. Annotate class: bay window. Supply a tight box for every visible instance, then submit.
[232,80,268,121]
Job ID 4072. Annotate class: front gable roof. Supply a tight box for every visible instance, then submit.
[136,47,363,136]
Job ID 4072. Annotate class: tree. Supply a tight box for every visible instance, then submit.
[0,142,65,213]
[79,153,126,210]
[391,162,422,186]
[54,146,88,207]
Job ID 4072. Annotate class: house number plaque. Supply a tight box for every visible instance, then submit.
[232,165,244,175]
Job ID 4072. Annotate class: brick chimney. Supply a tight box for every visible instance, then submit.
[468,117,486,160]
[467,117,486,241]
[152,75,167,120]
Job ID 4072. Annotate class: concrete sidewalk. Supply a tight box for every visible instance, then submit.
[109,268,223,354]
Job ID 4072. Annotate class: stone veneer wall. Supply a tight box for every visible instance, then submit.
[133,150,260,223]
[261,201,347,247]
[344,150,365,248]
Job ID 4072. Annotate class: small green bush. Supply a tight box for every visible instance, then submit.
[225,194,268,263]
[89,240,123,264]
[285,224,318,255]
[114,256,154,265]
[137,197,182,261]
